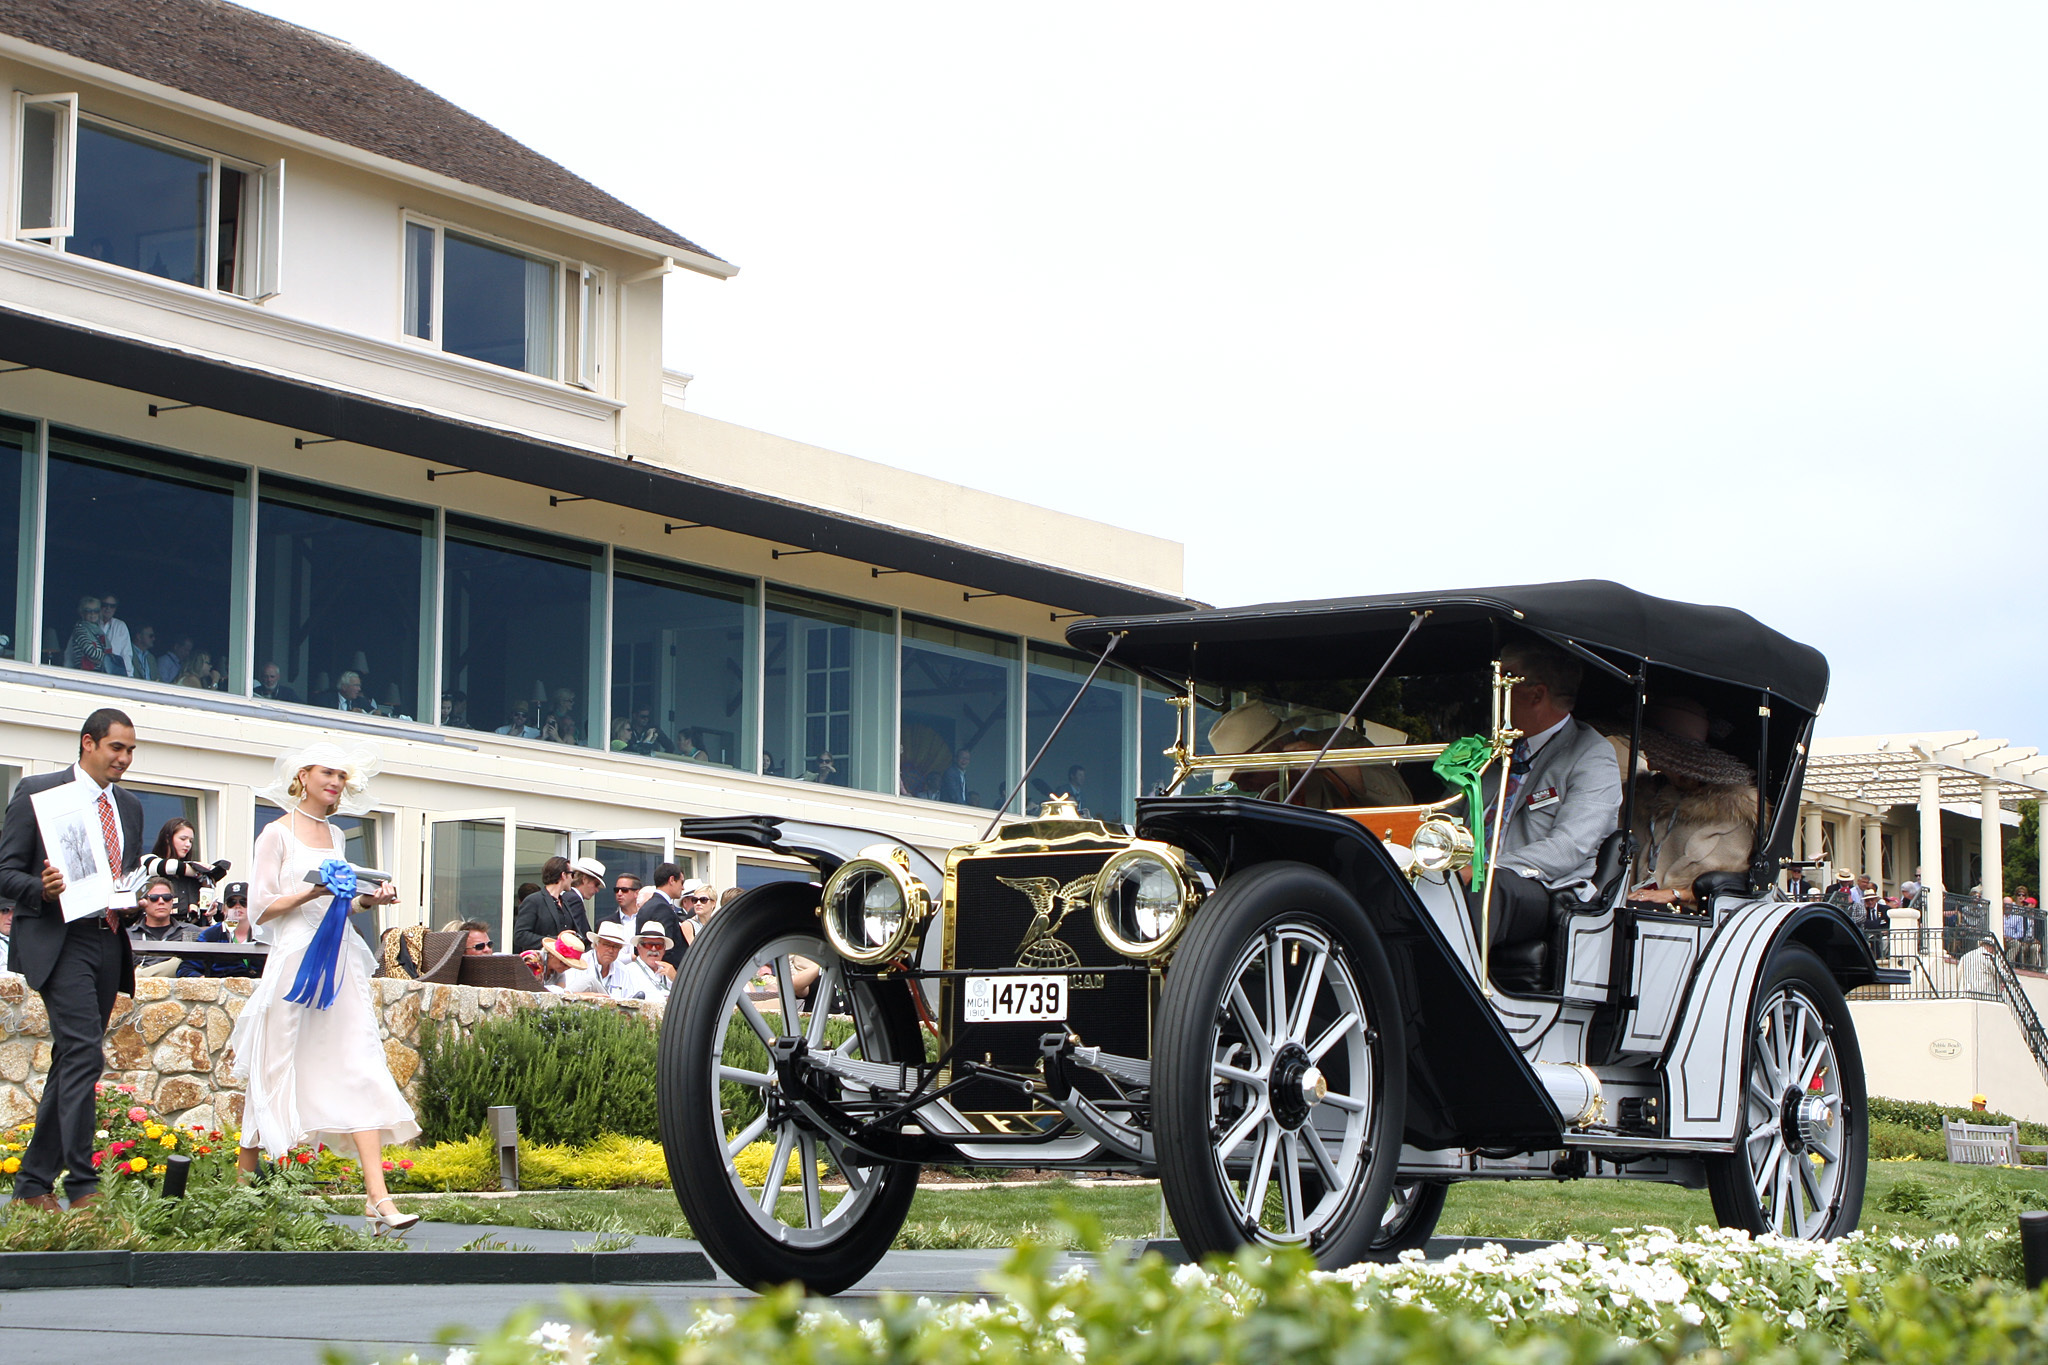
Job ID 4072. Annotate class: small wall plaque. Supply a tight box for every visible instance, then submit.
[1930,1038,1962,1059]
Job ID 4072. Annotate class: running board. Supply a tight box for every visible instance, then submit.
[1558,1132,1736,1155]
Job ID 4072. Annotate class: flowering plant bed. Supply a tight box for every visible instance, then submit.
[367,1218,2042,1365]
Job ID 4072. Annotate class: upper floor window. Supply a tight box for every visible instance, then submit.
[13,93,281,297]
[403,216,602,386]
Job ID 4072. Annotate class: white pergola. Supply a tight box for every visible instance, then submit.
[1805,732,2048,940]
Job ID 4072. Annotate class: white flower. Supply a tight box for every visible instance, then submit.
[1705,1281,1731,1303]
[443,1352,476,1365]
[1053,1325,1088,1359]
[1934,1233,1961,1250]
[1787,1309,1808,1330]
[1676,1302,1705,1326]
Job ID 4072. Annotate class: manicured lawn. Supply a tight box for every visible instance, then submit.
[392,1159,2044,1249]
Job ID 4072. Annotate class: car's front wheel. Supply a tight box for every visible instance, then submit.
[1153,862,1406,1266]
[657,882,924,1293]
[1705,942,1866,1240]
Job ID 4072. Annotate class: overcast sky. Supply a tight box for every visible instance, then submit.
[245,1,2044,746]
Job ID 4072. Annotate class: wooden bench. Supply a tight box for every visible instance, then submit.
[1943,1119,2048,1166]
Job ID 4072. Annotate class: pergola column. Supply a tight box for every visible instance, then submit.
[1804,809,1826,873]
[1982,780,2005,943]
[1863,818,1885,892]
[1919,763,1944,935]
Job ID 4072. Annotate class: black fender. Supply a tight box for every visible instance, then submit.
[1137,794,1563,1150]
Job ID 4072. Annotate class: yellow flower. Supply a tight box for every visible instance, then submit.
[160,1134,176,1149]
[1,1156,19,1174]
[126,1157,148,1174]
[143,1124,162,1139]
[150,1164,166,1176]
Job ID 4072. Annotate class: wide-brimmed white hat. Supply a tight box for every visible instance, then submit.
[256,741,380,816]
[593,920,634,949]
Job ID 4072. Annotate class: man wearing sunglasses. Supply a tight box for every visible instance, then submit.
[129,876,194,978]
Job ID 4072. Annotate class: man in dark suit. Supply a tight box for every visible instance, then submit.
[635,863,689,970]
[1,708,143,1210]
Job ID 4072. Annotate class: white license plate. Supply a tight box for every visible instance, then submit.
[962,975,1067,1023]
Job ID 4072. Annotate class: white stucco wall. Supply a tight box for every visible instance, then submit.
[657,407,1186,598]
[1850,998,2048,1123]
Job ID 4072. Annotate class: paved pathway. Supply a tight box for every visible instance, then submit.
[0,1207,1554,1364]
[0,1218,1050,1365]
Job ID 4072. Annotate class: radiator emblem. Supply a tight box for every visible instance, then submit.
[997,874,1105,989]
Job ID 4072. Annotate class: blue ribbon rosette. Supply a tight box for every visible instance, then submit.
[284,858,359,1010]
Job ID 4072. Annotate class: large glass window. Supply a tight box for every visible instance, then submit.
[15,102,271,295]
[404,221,560,378]
[130,786,202,862]
[1026,645,1136,823]
[253,477,433,720]
[71,122,212,288]
[900,617,1017,809]
[763,589,895,793]
[442,517,600,748]
[0,416,28,661]
[43,429,242,686]
[610,555,756,769]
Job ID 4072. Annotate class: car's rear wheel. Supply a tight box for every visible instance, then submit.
[1154,862,1405,1267]
[1705,943,1866,1240]
[1371,1180,1448,1255]
[658,882,924,1293]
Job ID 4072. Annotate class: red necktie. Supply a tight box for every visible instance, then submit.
[97,792,120,932]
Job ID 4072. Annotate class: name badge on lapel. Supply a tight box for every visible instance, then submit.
[1526,787,1561,811]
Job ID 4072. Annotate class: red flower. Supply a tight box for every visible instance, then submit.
[294,1152,313,1165]
[398,1159,414,1170]
[91,1151,105,1168]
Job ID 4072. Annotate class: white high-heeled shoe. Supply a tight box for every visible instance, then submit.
[365,1195,420,1238]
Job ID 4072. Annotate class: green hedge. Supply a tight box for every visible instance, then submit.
[416,1006,659,1147]
[1870,1095,2048,1154]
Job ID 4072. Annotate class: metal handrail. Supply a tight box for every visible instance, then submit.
[1990,950,2048,1084]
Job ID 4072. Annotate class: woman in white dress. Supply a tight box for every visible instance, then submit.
[229,742,421,1235]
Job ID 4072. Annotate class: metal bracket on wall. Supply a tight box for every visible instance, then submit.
[663,521,706,534]
[963,591,1001,602]
[426,467,475,480]
[548,494,588,506]
[294,437,340,449]
[870,567,906,577]
[0,365,33,375]
[771,548,821,559]
[148,403,196,416]
[1050,611,1086,622]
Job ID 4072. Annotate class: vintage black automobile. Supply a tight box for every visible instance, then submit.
[656,581,1880,1292]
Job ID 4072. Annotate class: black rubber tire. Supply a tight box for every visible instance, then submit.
[657,881,923,1294]
[1153,861,1406,1267]
[1705,942,1867,1240]
[1370,1180,1448,1255]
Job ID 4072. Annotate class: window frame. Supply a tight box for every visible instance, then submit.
[11,96,281,299]
[399,210,604,389]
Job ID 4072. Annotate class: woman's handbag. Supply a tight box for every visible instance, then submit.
[374,927,466,984]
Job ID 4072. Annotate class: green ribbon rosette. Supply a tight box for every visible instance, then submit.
[1430,735,1496,878]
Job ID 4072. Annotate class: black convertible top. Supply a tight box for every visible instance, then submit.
[1067,579,1829,713]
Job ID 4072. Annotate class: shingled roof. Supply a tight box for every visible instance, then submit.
[0,0,724,264]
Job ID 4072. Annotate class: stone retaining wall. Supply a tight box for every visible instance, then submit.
[0,973,663,1140]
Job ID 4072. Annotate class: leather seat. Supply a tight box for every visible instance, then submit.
[1489,830,1629,994]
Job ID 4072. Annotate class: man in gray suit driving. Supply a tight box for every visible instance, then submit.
[1470,641,1623,949]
